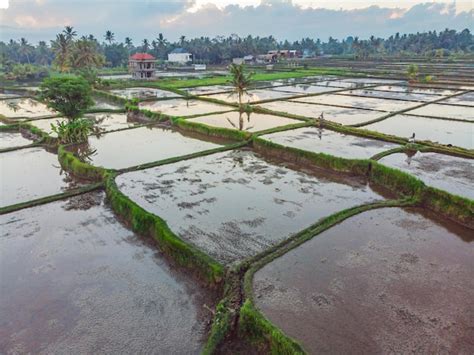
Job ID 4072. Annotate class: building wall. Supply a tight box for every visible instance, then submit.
[168,53,192,63]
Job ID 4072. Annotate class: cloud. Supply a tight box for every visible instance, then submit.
[0,0,472,43]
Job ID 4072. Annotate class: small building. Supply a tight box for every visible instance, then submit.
[232,57,244,65]
[168,48,193,64]
[128,53,156,80]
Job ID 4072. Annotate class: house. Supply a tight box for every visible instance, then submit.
[128,53,156,80]
[232,58,244,65]
[243,55,255,64]
[168,48,193,64]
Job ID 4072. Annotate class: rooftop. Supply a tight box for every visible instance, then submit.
[130,53,155,61]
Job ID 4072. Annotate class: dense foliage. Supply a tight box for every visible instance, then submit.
[39,75,94,119]
[1,27,472,70]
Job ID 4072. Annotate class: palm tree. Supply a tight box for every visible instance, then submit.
[229,63,253,130]
[35,41,51,65]
[63,26,77,40]
[125,37,133,55]
[70,39,105,68]
[51,33,71,72]
[179,35,186,46]
[19,38,33,64]
[142,39,150,52]
[104,30,115,44]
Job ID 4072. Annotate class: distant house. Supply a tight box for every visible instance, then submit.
[128,53,156,80]
[168,48,193,64]
[232,58,244,65]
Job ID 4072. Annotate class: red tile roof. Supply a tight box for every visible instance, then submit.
[130,53,155,60]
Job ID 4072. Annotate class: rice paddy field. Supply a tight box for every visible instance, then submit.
[1,67,473,354]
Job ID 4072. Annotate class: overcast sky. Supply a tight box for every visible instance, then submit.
[0,0,472,44]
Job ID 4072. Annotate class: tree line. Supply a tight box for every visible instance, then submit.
[1,27,472,76]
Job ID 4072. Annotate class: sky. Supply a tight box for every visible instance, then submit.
[0,0,472,44]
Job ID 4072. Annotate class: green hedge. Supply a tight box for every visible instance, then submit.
[105,173,225,285]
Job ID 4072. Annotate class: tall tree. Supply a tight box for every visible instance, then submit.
[229,63,253,130]
[63,26,77,41]
[104,30,115,44]
[51,33,71,72]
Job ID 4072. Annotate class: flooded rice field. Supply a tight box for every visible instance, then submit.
[342,78,404,85]
[91,97,123,110]
[261,127,400,159]
[372,85,460,96]
[258,100,385,125]
[30,113,140,137]
[293,93,419,112]
[342,88,441,102]
[188,111,300,132]
[0,98,55,119]
[204,89,298,103]
[363,114,473,150]
[116,149,387,265]
[0,192,214,354]
[271,84,337,95]
[407,103,474,121]
[0,131,32,149]
[254,207,474,354]
[109,87,180,99]
[138,98,233,117]
[72,126,222,170]
[0,147,77,207]
[439,92,474,107]
[379,152,473,199]
[182,85,234,95]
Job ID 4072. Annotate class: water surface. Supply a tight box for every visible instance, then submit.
[407,103,473,121]
[0,131,32,149]
[0,98,55,119]
[139,99,233,117]
[110,87,181,99]
[254,207,474,354]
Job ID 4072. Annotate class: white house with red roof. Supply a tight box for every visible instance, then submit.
[128,53,156,80]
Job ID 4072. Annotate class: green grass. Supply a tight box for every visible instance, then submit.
[57,145,107,181]
[173,117,252,142]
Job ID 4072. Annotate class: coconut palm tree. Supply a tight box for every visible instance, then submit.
[35,41,51,65]
[63,26,77,40]
[51,33,71,72]
[19,38,33,64]
[142,39,150,52]
[70,39,105,68]
[104,30,115,45]
[179,35,186,46]
[229,63,253,130]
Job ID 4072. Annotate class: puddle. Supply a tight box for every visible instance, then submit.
[363,114,473,150]
[373,85,460,96]
[109,87,180,99]
[379,151,473,199]
[139,98,232,117]
[342,89,441,102]
[116,149,387,265]
[204,89,297,104]
[188,111,300,132]
[71,126,222,170]
[258,101,385,125]
[0,98,55,118]
[293,94,419,112]
[0,131,32,149]
[0,191,214,354]
[0,147,79,207]
[261,127,400,159]
[254,207,473,354]
[271,84,337,95]
[182,85,234,95]
[439,92,474,107]
[407,103,473,121]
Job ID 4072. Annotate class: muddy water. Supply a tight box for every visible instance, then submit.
[254,207,474,354]
[271,85,337,95]
[0,147,79,207]
[0,192,214,354]
[262,127,400,159]
[342,88,441,102]
[110,87,180,99]
[0,98,55,118]
[293,94,419,112]
[0,131,32,149]
[258,101,385,125]
[408,103,474,121]
[379,152,473,199]
[188,111,300,132]
[363,114,473,150]
[116,150,387,265]
[74,126,222,169]
[91,97,123,110]
[182,85,234,95]
[440,92,474,107]
[342,78,404,85]
[139,99,232,117]
[205,89,297,104]
[372,85,460,96]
